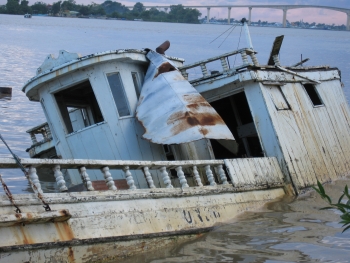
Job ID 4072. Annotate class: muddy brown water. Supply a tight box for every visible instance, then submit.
[120,179,350,263]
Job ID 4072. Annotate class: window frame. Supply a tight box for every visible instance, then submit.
[105,71,133,119]
[131,72,142,99]
[302,83,324,108]
[53,79,105,134]
[267,85,291,111]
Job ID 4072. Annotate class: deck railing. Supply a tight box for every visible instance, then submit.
[26,123,52,145]
[0,158,229,193]
[178,48,259,82]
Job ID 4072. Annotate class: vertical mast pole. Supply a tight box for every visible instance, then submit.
[241,18,254,50]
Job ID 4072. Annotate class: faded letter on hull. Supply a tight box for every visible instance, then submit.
[136,50,235,144]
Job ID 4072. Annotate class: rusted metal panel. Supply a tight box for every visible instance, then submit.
[136,50,235,144]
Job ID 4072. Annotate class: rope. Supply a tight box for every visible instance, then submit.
[210,24,236,44]
[0,133,51,211]
[218,25,237,48]
[233,25,243,67]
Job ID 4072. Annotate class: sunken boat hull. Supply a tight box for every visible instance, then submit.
[1,29,350,261]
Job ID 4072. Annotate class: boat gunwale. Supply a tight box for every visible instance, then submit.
[0,185,286,206]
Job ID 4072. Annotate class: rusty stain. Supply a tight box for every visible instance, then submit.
[182,94,207,104]
[168,110,225,136]
[19,225,34,244]
[54,221,75,241]
[15,213,22,219]
[154,62,176,78]
[68,246,75,263]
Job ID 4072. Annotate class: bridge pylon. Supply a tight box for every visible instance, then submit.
[282,9,288,27]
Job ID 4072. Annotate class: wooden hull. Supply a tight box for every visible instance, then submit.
[0,186,286,262]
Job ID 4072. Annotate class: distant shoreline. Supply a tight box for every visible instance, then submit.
[2,13,348,32]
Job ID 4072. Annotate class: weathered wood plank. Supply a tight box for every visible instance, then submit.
[261,85,309,190]
[283,83,334,184]
[317,81,350,176]
[224,157,284,189]
[292,82,343,182]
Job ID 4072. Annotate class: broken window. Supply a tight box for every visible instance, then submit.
[303,84,324,106]
[107,72,131,117]
[54,80,104,134]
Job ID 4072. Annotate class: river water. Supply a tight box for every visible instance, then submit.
[0,14,350,262]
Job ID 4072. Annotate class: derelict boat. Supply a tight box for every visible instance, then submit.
[0,21,349,262]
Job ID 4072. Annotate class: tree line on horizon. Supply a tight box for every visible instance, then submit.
[0,0,202,23]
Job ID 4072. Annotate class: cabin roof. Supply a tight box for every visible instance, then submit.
[22,49,185,101]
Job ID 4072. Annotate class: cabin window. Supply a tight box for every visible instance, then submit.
[54,80,104,134]
[303,84,324,106]
[267,86,290,110]
[132,72,141,98]
[107,72,131,117]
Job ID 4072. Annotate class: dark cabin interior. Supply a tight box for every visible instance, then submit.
[210,92,264,159]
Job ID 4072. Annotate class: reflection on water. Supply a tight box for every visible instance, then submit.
[121,179,350,263]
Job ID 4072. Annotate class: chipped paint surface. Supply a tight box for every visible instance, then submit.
[0,186,285,262]
[254,78,350,192]
[136,50,235,144]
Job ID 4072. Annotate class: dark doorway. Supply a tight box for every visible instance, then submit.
[210,92,264,159]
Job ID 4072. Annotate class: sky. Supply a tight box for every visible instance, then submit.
[2,0,349,25]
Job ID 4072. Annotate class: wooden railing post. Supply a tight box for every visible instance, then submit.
[79,167,94,191]
[28,166,43,194]
[241,50,249,64]
[159,166,173,188]
[52,165,68,192]
[180,69,188,80]
[143,167,156,189]
[217,164,228,185]
[200,63,210,77]
[175,166,189,188]
[101,166,117,190]
[123,166,136,190]
[220,57,229,71]
[250,52,259,66]
[192,166,203,186]
[29,133,37,144]
[204,165,217,186]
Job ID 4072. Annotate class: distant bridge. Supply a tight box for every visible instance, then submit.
[126,5,350,30]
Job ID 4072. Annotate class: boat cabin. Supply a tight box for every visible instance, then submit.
[22,41,350,193]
